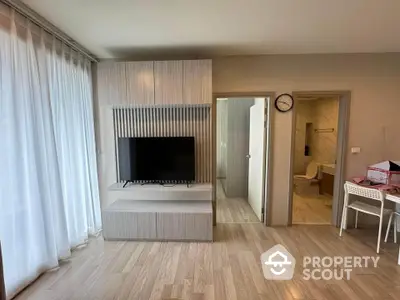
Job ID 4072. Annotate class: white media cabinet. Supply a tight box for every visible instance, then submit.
[102,183,213,241]
[107,182,212,201]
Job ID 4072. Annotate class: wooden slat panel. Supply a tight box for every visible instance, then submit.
[154,61,183,105]
[102,200,212,241]
[103,211,157,240]
[97,62,127,105]
[126,61,155,105]
[113,109,120,182]
[183,60,212,104]
[113,105,212,183]
[156,212,213,241]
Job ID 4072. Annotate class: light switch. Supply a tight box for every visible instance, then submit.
[351,147,361,154]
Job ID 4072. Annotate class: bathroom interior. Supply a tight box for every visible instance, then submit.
[292,95,339,224]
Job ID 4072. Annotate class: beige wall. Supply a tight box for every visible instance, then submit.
[212,53,400,226]
[294,98,339,174]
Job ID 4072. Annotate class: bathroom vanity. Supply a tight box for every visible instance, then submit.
[319,164,335,196]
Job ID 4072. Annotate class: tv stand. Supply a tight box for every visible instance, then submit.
[122,180,133,188]
[140,181,157,186]
[124,181,194,188]
[103,200,212,241]
[103,183,213,242]
[108,182,210,201]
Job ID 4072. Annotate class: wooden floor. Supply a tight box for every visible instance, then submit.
[14,225,400,300]
[216,180,259,223]
[292,192,332,225]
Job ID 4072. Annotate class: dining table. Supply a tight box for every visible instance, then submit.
[343,180,400,264]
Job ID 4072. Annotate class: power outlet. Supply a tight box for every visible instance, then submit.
[351,147,361,154]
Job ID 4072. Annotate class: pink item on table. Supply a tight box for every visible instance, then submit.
[350,176,400,193]
[367,161,400,185]
[352,176,365,184]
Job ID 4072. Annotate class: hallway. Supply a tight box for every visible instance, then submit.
[216,180,259,223]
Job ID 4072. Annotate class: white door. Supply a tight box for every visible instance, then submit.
[247,98,266,221]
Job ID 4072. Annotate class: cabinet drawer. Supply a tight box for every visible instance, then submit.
[102,211,157,240]
[320,173,334,196]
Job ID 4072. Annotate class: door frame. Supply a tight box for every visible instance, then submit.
[212,92,275,226]
[288,91,351,226]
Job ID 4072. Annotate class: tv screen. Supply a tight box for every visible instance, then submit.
[118,137,195,183]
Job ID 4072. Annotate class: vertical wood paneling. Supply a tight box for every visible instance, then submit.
[129,109,134,136]
[208,105,212,182]
[97,62,127,105]
[194,107,199,181]
[118,109,123,137]
[113,105,212,183]
[98,60,211,105]
[183,60,212,104]
[200,107,204,182]
[154,61,183,105]
[123,109,127,137]
[113,109,120,182]
[126,61,155,105]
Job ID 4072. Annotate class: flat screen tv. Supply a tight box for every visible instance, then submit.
[118,137,195,184]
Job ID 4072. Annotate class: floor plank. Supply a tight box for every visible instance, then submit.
[216,180,260,223]
[292,192,332,224]
[13,224,400,300]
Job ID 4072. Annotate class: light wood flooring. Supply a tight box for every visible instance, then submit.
[292,192,332,225]
[14,225,400,300]
[216,180,259,223]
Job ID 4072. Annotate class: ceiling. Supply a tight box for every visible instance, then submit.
[22,0,400,59]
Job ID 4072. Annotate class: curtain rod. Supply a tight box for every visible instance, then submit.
[1,0,99,62]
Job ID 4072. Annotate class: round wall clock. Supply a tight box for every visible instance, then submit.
[275,93,294,112]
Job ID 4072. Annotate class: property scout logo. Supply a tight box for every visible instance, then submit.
[261,244,295,280]
[260,244,380,281]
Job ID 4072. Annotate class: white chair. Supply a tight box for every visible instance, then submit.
[340,181,392,253]
[384,211,400,243]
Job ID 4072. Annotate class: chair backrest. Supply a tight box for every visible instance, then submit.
[344,181,385,202]
[305,161,319,178]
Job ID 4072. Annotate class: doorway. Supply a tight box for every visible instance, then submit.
[289,92,350,226]
[214,96,271,224]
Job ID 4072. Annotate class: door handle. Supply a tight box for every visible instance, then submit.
[246,154,251,158]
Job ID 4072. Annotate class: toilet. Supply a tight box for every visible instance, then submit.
[294,161,320,195]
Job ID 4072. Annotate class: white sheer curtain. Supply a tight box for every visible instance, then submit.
[0,12,101,299]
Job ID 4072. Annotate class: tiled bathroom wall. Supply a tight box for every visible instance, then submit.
[312,99,339,164]
[294,102,313,174]
[294,97,339,174]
